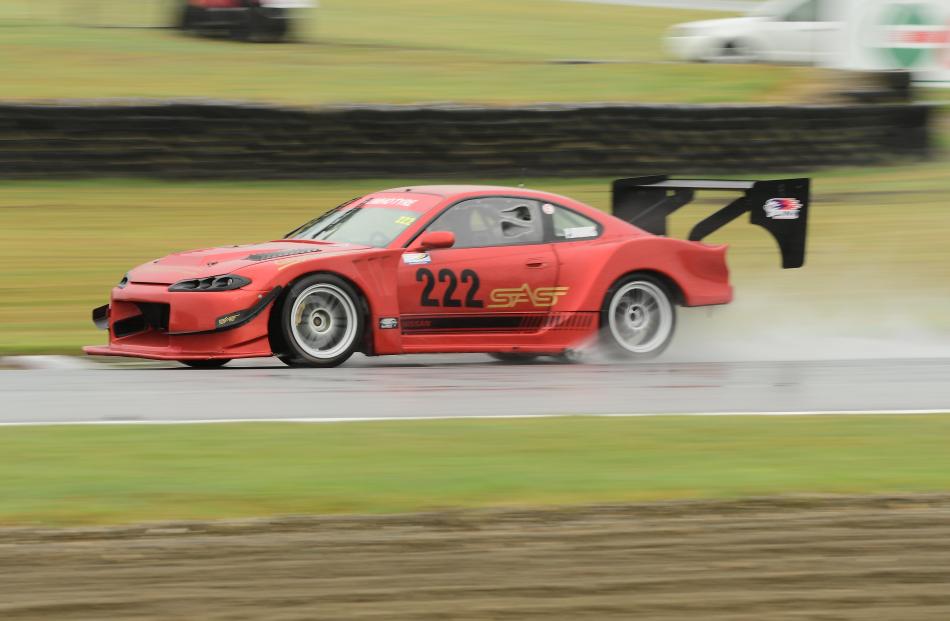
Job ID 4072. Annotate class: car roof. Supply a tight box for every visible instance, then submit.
[374,184,640,239]
[378,185,590,212]
[379,185,531,197]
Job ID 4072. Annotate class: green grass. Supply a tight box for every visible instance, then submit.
[2,415,950,525]
[2,156,950,354]
[0,0,816,104]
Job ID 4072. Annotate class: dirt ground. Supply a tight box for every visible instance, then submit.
[3,496,950,620]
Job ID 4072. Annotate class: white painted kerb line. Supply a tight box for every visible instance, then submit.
[0,410,947,427]
[563,0,753,11]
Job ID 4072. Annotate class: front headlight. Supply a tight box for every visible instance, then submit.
[118,273,129,289]
[168,274,252,292]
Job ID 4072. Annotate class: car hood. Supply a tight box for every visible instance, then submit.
[127,241,370,285]
[673,16,763,33]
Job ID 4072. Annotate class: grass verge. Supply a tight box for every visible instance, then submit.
[0,0,815,104]
[2,415,950,526]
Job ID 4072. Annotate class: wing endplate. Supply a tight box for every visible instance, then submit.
[612,176,810,269]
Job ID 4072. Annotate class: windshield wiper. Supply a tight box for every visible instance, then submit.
[284,197,362,239]
[312,206,361,241]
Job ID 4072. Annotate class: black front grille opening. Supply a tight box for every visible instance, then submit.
[113,315,147,338]
[113,303,170,338]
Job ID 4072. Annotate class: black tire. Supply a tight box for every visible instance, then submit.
[178,3,201,31]
[242,7,288,42]
[276,354,308,368]
[230,13,252,41]
[277,274,365,368]
[599,274,677,360]
[180,359,231,369]
[263,13,290,42]
[489,353,540,363]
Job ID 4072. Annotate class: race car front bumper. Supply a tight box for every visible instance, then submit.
[83,283,281,361]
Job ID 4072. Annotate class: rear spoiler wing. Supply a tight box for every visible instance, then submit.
[612,176,810,269]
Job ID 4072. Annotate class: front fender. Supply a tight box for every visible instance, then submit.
[233,248,406,354]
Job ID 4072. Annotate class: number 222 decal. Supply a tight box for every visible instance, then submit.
[416,268,484,308]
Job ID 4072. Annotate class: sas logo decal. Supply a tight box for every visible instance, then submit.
[764,198,803,220]
[488,284,570,309]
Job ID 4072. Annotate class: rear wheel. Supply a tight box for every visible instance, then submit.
[600,274,676,360]
[277,274,364,368]
[180,359,231,369]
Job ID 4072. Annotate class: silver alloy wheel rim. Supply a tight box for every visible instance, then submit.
[289,284,359,360]
[608,281,673,354]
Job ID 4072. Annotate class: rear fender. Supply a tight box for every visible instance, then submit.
[553,237,732,313]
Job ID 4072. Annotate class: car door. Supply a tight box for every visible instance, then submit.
[397,196,558,348]
[760,0,824,63]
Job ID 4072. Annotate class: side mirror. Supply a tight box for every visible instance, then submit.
[413,231,455,251]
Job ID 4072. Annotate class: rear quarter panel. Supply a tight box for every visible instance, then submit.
[553,235,733,312]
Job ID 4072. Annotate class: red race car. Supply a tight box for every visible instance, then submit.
[84,177,809,368]
[177,0,314,42]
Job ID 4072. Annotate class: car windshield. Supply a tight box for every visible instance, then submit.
[749,0,787,17]
[288,202,421,248]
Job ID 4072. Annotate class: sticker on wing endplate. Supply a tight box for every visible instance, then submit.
[764,198,802,220]
[563,226,598,239]
[402,252,431,265]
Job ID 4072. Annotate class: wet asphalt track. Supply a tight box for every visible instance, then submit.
[1,355,949,424]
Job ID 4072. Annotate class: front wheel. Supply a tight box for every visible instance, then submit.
[277,274,365,368]
[600,275,676,360]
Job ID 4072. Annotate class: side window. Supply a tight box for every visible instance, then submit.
[550,204,601,242]
[426,197,544,249]
[784,0,818,22]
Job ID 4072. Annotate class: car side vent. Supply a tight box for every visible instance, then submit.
[244,248,322,261]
